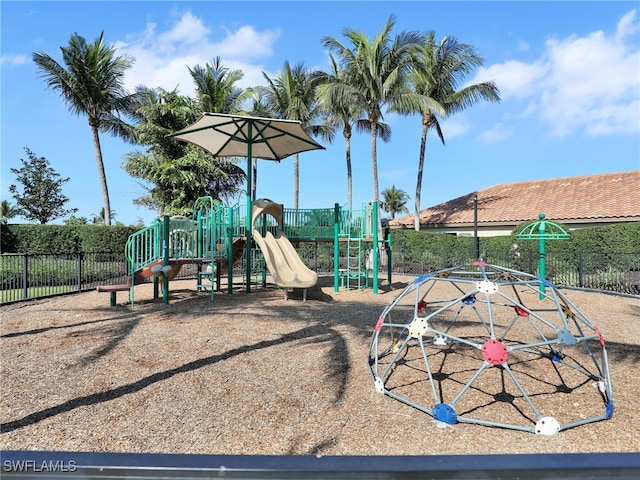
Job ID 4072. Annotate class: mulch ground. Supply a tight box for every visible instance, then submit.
[1,275,639,455]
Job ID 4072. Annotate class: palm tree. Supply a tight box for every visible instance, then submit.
[381,185,410,219]
[91,207,116,224]
[321,15,422,209]
[259,61,334,208]
[1,200,19,224]
[33,31,142,225]
[189,57,252,114]
[408,32,501,230]
[314,56,366,211]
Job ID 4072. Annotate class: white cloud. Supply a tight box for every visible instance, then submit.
[0,53,29,66]
[472,8,640,139]
[157,11,210,48]
[477,123,514,144]
[441,116,472,140]
[471,60,547,100]
[540,9,640,137]
[113,10,280,96]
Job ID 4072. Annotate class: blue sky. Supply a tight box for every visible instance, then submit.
[1,1,639,226]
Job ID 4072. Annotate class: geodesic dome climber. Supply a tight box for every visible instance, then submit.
[367,262,614,435]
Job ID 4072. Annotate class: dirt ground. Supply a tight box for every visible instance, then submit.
[1,275,639,456]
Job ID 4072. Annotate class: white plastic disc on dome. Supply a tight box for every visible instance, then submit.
[476,280,498,294]
[408,317,429,338]
[434,335,448,346]
[535,416,560,435]
[374,376,384,394]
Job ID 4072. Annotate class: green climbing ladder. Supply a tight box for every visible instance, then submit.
[340,237,369,290]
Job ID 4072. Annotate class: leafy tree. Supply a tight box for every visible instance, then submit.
[1,200,19,224]
[259,61,334,208]
[9,148,78,224]
[407,33,501,230]
[122,87,245,215]
[381,185,410,219]
[33,31,143,225]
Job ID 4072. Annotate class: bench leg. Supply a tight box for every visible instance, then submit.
[110,291,116,307]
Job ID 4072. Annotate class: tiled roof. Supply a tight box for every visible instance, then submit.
[389,171,640,228]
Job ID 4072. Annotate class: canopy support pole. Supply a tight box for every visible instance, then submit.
[245,122,253,293]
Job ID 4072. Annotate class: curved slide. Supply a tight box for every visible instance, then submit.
[252,229,317,301]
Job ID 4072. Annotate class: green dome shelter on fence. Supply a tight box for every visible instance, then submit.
[515,213,571,299]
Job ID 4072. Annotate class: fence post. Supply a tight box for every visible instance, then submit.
[77,253,83,292]
[314,242,318,272]
[22,254,28,301]
[578,252,584,288]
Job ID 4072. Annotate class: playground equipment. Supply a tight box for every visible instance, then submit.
[96,197,236,305]
[368,262,613,434]
[167,113,325,294]
[97,195,387,305]
[335,201,378,291]
[516,213,571,299]
[252,199,318,300]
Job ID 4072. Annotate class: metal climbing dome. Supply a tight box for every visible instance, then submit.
[368,262,614,435]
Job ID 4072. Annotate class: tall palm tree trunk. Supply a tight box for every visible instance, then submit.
[293,153,300,209]
[414,119,429,231]
[370,122,385,267]
[345,133,352,210]
[91,125,111,225]
[370,125,379,203]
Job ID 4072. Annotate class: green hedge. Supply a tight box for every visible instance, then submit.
[390,222,640,258]
[2,220,637,257]
[1,224,140,254]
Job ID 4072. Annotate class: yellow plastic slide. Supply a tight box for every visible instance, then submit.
[252,229,317,300]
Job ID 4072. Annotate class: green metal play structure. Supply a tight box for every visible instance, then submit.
[97,196,386,305]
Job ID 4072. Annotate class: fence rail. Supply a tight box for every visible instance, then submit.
[2,249,638,305]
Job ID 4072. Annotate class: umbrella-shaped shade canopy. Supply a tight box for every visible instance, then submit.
[166,112,325,161]
[166,112,325,294]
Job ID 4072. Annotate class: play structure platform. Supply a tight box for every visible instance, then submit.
[97,196,384,305]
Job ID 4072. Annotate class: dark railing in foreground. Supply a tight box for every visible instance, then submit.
[1,249,638,304]
[2,450,639,479]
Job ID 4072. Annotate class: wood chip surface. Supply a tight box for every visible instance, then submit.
[1,276,639,455]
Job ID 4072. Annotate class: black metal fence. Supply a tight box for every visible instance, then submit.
[1,252,127,304]
[300,245,640,296]
[1,248,638,305]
